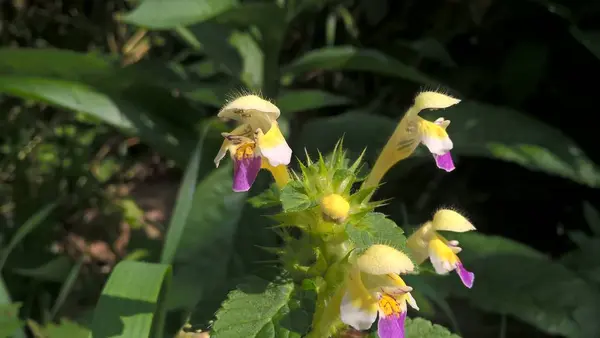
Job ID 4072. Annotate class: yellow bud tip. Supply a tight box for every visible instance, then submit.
[320,194,350,223]
[356,244,415,275]
[218,94,280,119]
[432,209,476,232]
[414,91,461,111]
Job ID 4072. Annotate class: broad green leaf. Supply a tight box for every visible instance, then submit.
[443,232,546,261]
[276,90,352,114]
[415,232,600,338]
[0,303,24,338]
[0,203,57,271]
[90,261,171,338]
[282,46,436,85]
[182,23,243,76]
[299,104,600,187]
[121,0,238,29]
[0,48,197,166]
[50,257,85,319]
[280,182,313,212]
[12,256,73,283]
[0,279,25,338]
[405,317,461,338]
[212,276,313,337]
[38,318,89,338]
[346,212,407,254]
[165,166,245,313]
[570,27,600,60]
[161,131,207,265]
[583,202,600,236]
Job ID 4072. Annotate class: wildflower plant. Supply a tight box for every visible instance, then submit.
[210,92,476,338]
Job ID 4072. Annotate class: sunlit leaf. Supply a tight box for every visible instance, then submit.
[121,0,238,29]
[90,261,171,338]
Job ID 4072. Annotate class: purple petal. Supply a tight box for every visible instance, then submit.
[378,311,406,338]
[232,156,262,192]
[456,262,475,289]
[433,152,455,172]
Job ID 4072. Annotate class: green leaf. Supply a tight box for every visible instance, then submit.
[50,257,85,319]
[276,90,352,114]
[0,48,197,166]
[0,279,25,338]
[415,233,600,338]
[121,0,238,30]
[346,212,407,253]
[12,256,73,283]
[161,130,207,265]
[165,166,245,314]
[41,318,90,338]
[0,203,57,271]
[0,303,24,338]
[404,317,461,338]
[443,232,546,261]
[299,104,600,187]
[570,27,600,60]
[89,261,171,338]
[583,202,600,236]
[280,182,313,212]
[212,276,313,338]
[282,46,436,85]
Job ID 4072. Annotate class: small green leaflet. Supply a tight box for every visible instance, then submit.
[346,212,407,253]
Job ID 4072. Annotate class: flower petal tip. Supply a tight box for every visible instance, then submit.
[434,152,455,172]
[457,263,475,289]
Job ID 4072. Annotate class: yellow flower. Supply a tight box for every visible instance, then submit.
[362,91,460,189]
[407,209,476,288]
[340,245,418,338]
[214,95,292,191]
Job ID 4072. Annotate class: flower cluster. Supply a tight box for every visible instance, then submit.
[214,91,475,338]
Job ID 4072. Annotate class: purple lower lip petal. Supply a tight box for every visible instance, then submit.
[232,156,262,192]
[456,262,475,288]
[433,152,455,172]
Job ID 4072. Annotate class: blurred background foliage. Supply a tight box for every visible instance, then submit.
[1,0,600,337]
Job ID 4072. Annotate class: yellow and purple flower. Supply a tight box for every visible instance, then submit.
[407,209,476,288]
[214,95,292,192]
[363,91,460,189]
[340,245,418,338]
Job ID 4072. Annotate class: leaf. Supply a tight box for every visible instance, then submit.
[276,90,352,114]
[583,202,600,236]
[212,276,313,338]
[282,46,436,85]
[89,261,172,338]
[415,233,600,338]
[0,279,25,338]
[0,303,24,338]
[404,317,461,338]
[0,48,197,167]
[40,318,89,338]
[121,0,238,29]
[299,104,600,187]
[279,182,314,212]
[11,256,73,283]
[570,27,600,60]
[50,257,84,319]
[160,131,207,265]
[182,23,243,76]
[346,212,407,253]
[0,203,57,271]
[165,166,245,314]
[444,232,546,261]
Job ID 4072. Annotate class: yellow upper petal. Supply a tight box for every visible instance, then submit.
[406,221,434,264]
[356,244,414,275]
[413,91,461,112]
[218,95,279,133]
[432,209,476,233]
